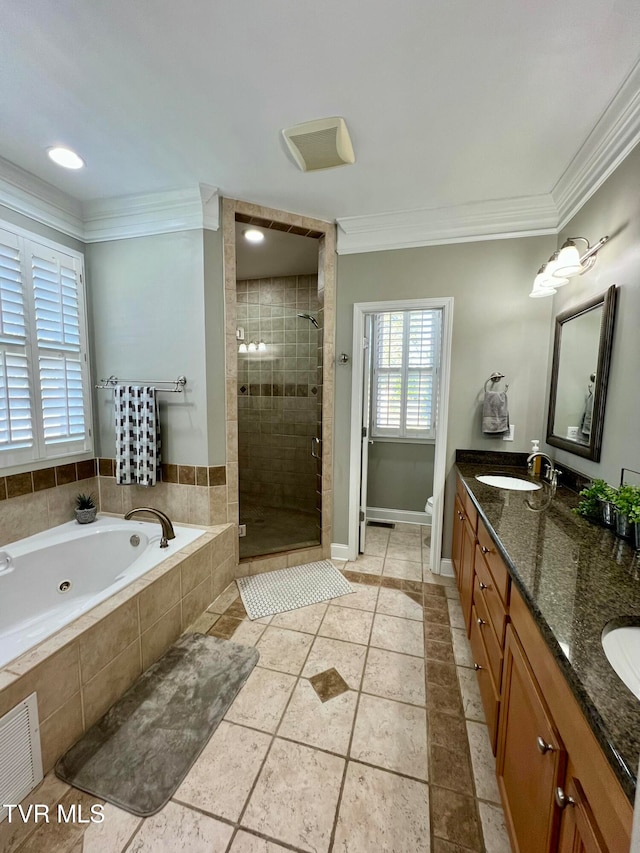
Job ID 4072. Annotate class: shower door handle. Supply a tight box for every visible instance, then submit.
[311,437,321,459]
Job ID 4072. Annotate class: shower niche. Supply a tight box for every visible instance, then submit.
[235,220,323,559]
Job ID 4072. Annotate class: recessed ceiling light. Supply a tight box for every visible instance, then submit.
[243,228,264,244]
[47,147,85,170]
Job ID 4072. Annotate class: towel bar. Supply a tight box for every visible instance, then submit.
[95,375,187,392]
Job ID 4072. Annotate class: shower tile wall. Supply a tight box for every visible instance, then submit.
[237,276,320,550]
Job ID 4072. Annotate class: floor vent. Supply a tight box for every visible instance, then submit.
[367,521,395,529]
[0,693,43,822]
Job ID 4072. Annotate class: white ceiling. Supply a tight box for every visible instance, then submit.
[235,223,319,280]
[1,1,640,226]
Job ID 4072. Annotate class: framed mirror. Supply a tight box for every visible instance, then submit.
[546,285,617,461]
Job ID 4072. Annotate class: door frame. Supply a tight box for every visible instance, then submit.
[348,297,454,572]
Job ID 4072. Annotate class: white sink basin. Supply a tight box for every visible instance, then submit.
[475,475,542,492]
[602,625,640,700]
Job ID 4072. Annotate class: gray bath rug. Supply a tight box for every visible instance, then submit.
[237,560,354,620]
[55,633,258,816]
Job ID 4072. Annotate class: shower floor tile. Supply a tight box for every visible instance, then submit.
[20,523,510,853]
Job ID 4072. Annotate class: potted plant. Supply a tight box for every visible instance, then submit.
[75,493,97,524]
[574,479,616,527]
[612,484,640,541]
[629,503,640,551]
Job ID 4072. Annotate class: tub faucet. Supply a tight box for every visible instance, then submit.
[124,507,176,548]
[527,452,562,491]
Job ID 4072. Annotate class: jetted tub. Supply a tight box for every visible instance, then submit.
[0,516,207,669]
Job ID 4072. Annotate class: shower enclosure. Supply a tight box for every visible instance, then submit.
[236,273,322,559]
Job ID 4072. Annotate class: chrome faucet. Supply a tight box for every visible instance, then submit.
[527,452,562,491]
[124,507,176,548]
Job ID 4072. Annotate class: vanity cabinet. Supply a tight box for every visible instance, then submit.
[452,473,633,853]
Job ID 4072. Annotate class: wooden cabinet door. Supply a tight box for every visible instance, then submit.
[497,625,566,853]
[459,516,475,631]
[557,776,608,853]
[452,495,465,586]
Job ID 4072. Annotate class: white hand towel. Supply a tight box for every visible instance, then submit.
[482,390,509,434]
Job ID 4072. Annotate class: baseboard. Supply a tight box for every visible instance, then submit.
[331,543,349,561]
[439,558,455,578]
[366,507,431,526]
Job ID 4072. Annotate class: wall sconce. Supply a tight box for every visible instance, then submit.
[238,342,248,353]
[529,235,609,299]
[258,340,267,352]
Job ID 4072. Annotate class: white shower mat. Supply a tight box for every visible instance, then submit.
[236,560,354,620]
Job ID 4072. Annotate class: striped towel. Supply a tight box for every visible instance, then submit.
[114,385,161,486]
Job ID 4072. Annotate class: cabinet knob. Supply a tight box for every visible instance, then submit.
[479,581,488,590]
[474,663,482,671]
[555,787,575,809]
[481,545,492,555]
[477,618,486,626]
[536,736,554,755]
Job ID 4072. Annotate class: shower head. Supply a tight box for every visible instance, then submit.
[297,312,319,329]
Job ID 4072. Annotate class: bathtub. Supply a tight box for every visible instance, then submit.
[0,516,207,669]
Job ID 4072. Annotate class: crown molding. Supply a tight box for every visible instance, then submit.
[0,159,220,243]
[0,156,84,240]
[82,184,220,242]
[336,194,559,254]
[553,58,640,230]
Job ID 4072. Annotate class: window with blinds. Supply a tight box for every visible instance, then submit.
[0,224,91,466]
[371,309,441,440]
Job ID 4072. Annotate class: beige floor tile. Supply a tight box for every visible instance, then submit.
[376,586,423,621]
[208,583,239,614]
[229,830,292,852]
[231,620,267,647]
[174,722,271,821]
[451,627,475,668]
[331,582,379,612]
[242,739,344,853]
[363,531,389,557]
[370,613,425,657]
[225,667,296,732]
[127,801,233,852]
[81,803,141,853]
[424,568,457,587]
[333,761,430,852]
[444,583,460,597]
[302,636,367,689]
[279,677,357,755]
[270,602,328,633]
[345,554,384,575]
[350,693,428,779]
[478,802,511,853]
[466,721,500,803]
[391,523,422,537]
[386,541,422,562]
[447,599,466,630]
[318,605,374,645]
[255,626,314,675]
[362,647,426,706]
[458,667,486,722]
[382,557,423,581]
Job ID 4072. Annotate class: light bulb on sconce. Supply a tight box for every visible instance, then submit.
[530,235,609,298]
[238,342,248,353]
[247,341,257,353]
[258,340,267,352]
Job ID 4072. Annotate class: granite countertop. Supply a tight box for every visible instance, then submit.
[455,454,640,802]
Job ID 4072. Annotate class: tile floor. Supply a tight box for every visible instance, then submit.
[3,522,512,853]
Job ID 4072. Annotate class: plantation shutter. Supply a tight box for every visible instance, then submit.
[371,309,441,439]
[0,222,91,466]
[32,251,86,448]
[0,230,34,457]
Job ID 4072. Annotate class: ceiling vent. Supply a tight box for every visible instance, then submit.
[282,117,355,172]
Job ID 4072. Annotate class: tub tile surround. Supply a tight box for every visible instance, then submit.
[0,523,236,776]
[0,456,230,549]
[4,525,511,852]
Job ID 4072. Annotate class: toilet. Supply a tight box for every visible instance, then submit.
[424,496,434,516]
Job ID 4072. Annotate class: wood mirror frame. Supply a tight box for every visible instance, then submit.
[546,284,617,462]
